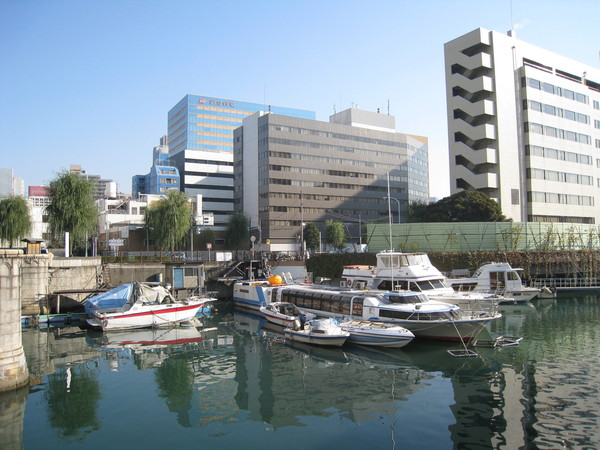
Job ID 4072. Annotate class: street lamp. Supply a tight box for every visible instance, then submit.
[383,196,401,224]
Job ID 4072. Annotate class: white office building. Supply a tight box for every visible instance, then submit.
[445,28,600,223]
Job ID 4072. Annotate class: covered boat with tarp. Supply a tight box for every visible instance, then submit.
[85,282,212,331]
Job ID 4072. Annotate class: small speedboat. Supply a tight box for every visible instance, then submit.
[283,318,350,347]
[85,282,215,331]
[335,319,415,348]
[259,302,315,327]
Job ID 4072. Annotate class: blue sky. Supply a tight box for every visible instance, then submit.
[1,0,599,199]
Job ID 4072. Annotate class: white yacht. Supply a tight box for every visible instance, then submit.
[341,251,515,307]
[447,262,555,301]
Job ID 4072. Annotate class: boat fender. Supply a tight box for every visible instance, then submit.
[293,319,301,330]
[346,279,352,287]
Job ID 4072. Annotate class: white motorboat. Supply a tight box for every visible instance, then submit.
[259,302,315,327]
[85,282,216,331]
[341,251,514,307]
[447,262,554,301]
[283,318,350,347]
[335,318,414,348]
[233,281,500,342]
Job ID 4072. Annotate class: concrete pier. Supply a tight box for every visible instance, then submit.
[0,250,29,392]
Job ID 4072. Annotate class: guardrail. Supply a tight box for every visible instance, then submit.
[530,278,600,290]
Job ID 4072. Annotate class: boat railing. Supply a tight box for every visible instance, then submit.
[529,277,600,290]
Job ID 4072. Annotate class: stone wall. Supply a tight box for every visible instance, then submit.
[0,250,29,391]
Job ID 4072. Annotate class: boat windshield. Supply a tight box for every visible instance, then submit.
[411,280,445,291]
[382,293,428,304]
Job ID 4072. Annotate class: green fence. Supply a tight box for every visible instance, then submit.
[366,222,600,253]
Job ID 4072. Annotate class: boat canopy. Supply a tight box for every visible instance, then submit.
[85,284,134,315]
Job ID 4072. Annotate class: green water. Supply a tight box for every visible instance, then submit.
[3,292,599,449]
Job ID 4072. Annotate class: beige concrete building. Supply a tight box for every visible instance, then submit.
[445,28,600,223]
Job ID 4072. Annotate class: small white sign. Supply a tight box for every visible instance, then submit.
[108,239,124,247]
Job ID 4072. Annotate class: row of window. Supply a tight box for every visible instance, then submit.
[528,191,594,206]
[264,150,412,172]
[267,164,376,180]
[268,137,406,160]
[271,125,424,152]
[526,122,591,144]
[528,168,593,185]
[526,77,589,104]
[525,100,589,124]
[263,192,403,204]
[526,145,592,165]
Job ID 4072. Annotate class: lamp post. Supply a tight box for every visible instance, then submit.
[383,196,401,224]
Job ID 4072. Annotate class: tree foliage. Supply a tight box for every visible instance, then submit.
[226,212,250,249]
[407,201,429,223]
[46,171,98,253]
[0,196,32,247]
[325,219,345,251]
[417,191,509,223]
[198,228,216,249]
[303,222,321,251]
[145,191,191,251]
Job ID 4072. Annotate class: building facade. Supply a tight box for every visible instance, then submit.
[445,28,600,223]
[167,95,315,230]
[234,108,429,251]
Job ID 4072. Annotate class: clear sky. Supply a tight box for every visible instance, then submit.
[1,0,599,199]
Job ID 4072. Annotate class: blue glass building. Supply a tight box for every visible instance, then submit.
[132,136,180,198]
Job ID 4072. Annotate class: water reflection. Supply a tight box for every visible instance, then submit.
[15,294,600,448]
[45,365,101,439]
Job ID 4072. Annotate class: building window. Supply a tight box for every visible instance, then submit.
[511,189,519,205]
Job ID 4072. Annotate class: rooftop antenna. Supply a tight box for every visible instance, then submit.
[387,99,390,115]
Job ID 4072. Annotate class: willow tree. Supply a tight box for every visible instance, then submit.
[145,190,191,251]
[226,212,250,250]
[46,171,98,254]
[0,195,32,247]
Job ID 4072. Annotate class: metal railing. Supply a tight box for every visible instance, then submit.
[530,277,600,290]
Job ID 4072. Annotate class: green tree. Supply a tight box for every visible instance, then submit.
[407,200,429,223]
[423,191,509,222]
[303,222,321,252]
[0,195,32,247]
[46,171,98,254]
[145,191,191,251]
[325,219,345,251]
[226,212,250,249]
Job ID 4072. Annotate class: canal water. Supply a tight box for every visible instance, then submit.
[3,292,600,449]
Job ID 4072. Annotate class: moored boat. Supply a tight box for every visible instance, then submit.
[335,318,414,348]
[447,262,553,301]
[259,302,316,327]
[283,318,350,347]
[85,282,216,331]
[233,280,500,342]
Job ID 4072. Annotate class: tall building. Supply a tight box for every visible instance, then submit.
[69,165,116,199]
[167,95,315,229]
[0,168,25,197]
[234,108,429,251]
[445,28,600,223]
[132,136,180,198]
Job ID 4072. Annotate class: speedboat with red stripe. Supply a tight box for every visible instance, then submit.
[85,282,215,331]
